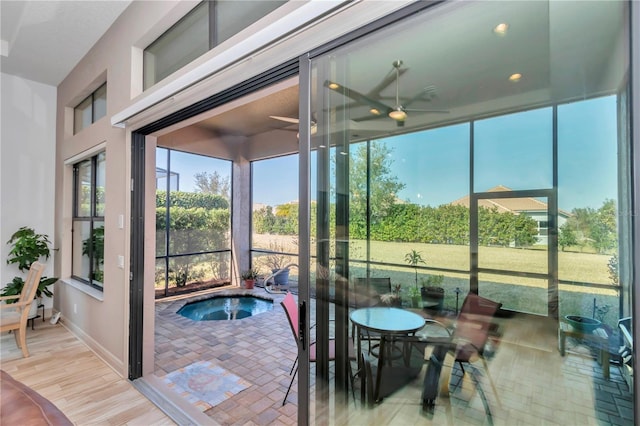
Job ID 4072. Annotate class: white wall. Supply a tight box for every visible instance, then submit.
[0,72,57,310]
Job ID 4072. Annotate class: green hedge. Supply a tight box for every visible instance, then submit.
[156,207,229,231]
[254,201,539,247]
[156,190,228,210]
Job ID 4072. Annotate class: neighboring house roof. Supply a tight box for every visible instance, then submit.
[450,185,571,218]
[253,202,268,211]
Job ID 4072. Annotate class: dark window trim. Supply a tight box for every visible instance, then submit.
[71,153,105,291]
[154,147,233,298]
[138,58,298,134]
[129,60,300,380]
[74,83,107,134]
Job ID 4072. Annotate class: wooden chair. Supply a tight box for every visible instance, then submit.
[0,262,46,357]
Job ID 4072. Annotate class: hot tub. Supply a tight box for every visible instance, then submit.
[177,295,273,321]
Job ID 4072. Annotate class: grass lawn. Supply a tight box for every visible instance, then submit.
[253,235,621,326]
[349,240,619,326]
[352,240,612,285]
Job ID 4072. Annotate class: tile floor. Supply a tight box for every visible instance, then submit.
[152,287,634,425]
[154,288,299,425]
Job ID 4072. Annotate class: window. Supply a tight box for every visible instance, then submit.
[155,148,232,298]
[251,154,299,276]
[143,1,286,89]
[73,83,107,134]
[72,152,105,289]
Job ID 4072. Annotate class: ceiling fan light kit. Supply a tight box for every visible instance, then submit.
[325,59,448,128]
[388,108,407,121]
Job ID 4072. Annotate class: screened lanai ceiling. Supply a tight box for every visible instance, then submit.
[175,1,625,144]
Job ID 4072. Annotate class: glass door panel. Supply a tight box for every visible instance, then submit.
[479,272,548,316]
[305,0,632,424]
[475,195,553,317]
[477,196,549,277]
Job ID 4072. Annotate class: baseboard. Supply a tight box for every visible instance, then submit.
[59,319,125,376]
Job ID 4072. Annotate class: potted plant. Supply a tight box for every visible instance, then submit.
[404,249,426,291]
[82,225,104,283]
[241,268,258,289]
[407,286,422,308]
[420,275,445,312]
[380,284,402,307]
[1,227,58,317]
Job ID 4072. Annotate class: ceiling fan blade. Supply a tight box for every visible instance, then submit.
[269,115,299,124]
[368,67,408,97]
[324,80,392,116]
[403,85,439,108]
[352,114,388,123]
[404,109,450,113]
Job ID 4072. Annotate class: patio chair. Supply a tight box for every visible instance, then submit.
[281,292,356,405]
[415,293,502,412]
[0,262,46,358]
[353,277,392,308]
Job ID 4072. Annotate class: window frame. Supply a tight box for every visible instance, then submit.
[154,147,233,298]
[72,152,105,290]
[73,83,107,134]
[143,0,286,90]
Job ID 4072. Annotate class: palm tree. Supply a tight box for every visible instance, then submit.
[404,249,426,289]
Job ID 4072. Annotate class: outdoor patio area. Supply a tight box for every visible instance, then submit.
[152,286,633,425]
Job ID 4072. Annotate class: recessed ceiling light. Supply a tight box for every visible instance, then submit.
[370,108,381,115]
[509,73,522,82]
[328,82,340,90]
[493,23,509,36]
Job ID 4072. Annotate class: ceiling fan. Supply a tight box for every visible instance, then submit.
[269,115,318,135]
[325,59,448,127]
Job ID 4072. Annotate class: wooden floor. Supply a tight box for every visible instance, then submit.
[0,321,174,426]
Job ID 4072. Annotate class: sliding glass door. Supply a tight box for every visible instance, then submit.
[302,1,632,424]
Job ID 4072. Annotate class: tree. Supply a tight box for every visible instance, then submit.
[608,254,618,286]
[513,213,538,247]
[253,206,276,234]
[348,141,405,239]
[558,222,578,251]
[591,199,617,254]
[567,207,596,251]
[194,171,230,199]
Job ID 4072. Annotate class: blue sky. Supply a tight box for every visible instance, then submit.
[162,96,618,213]
[385,96,618,211]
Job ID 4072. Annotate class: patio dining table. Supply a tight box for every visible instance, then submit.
[350,307,426,403]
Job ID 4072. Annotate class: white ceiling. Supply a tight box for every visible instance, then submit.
[0,0,131,86]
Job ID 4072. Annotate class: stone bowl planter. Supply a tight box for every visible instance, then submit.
[421,286,444,312]
[271,268,290,286]
[564,315,602,333]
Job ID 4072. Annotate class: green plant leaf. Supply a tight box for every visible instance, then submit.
[6,227,52,272]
